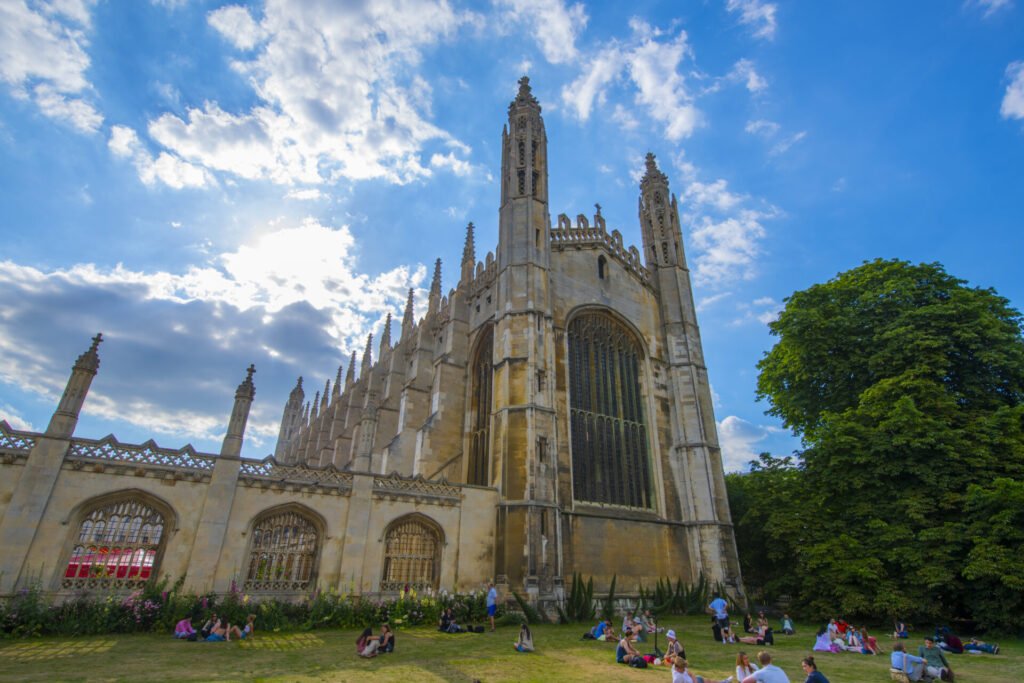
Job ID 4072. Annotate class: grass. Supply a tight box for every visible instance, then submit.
[0,616,1018,682]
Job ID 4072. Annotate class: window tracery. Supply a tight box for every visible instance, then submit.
[62,497,166,590]
[467,326,493,486]
[380,516,441,592]
[244,509,319,592]
[567,311,652,508]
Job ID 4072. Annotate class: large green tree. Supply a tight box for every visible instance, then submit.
[745,258,1024,629]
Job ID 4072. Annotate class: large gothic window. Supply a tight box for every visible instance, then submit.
[568,311,653,508]
[467,326,493,486]
[62,496,167,590]
[244,508,320,592]
[380,516,441,592]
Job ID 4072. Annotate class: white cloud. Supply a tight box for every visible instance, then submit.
[770,130,806,155]
[1001,61,1024,121]
[683,179,745,212]
[561,21,699,141]
[725,0,778,39]
[745,119,779,136]
[430,151,474,177]
[125,0,477,189]
[0,218,427,449]
[688,207,776,286]
[207,4,265,50]
[496,0,588,65]
[696,291,732,312]
[971,0,1013,17]
[730,296,783,325]
[109,125,213,189]
[284,188,324,201]
[730,58,767,93]
[0,403,33,431]
[0,0,102,131]
[717,415,783,472]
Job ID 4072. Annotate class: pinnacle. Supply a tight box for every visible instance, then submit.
[380,312,392,349]
[402,288,415,330]
[462,222,475,264]
[74,333,104,372]
[509,75,540,112]
[361,333,373,372]
[430,258,442,297]
[642,152,668,185]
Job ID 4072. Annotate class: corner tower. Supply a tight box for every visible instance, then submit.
[638,153,742,587]
[492,77,559,596]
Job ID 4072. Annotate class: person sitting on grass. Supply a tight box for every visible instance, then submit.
[616,630,641,665]
[918,636,954,681]
[173,616,196,639]
[962,637,997,654]
[744,613,755,634]
[205,617,230,642]
[592,619,613,641]
[379,623,394,653]
[439,607,462,633]
[859,628,880,655]
[740,651,790,683]
[514,622,534,652]
[891,642,928,681]
[780,614,795,635]
[737,625,771,646]
[228,614,255,640]
[641,609,663,634]
[357,627,381,657]
[661,629,686,665]
[892,620,909,639]
[812,627,833,653]
[736,651,759,679]
[800,656,828,683]
[200,613,218,639]
[672,657,735,683]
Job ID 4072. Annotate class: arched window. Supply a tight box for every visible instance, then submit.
[380,516,442,592]
[567,311,652,508]
[467,326,493,486]
[598,255,607,280]
[62,496,168,590]
[244,508,320,592]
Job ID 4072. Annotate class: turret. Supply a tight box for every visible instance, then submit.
[46,333,103,438]
[461,222,476,284]
[274,376,304,461]
[638,152,685,271]
[220,364,255,458]
[428,258,442,316]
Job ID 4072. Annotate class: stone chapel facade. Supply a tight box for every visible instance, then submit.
[0,78,742,607]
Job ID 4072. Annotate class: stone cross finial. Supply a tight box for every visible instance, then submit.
[510,75,540,111]
[235,363,256,400]
[74,332,104,373]
[595,203,601,217]
[90,333,103,350]
[641,152,668,185]
[289,376,305,401]
[246,363,256,382]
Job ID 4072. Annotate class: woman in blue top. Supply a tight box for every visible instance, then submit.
[801,656,829,683]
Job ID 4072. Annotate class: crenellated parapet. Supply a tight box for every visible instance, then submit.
[550,211,651,288]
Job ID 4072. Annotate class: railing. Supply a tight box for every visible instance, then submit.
[0,421,37,453]
[238,457,354,490]
[373,472,460,501]
[67,435,217,471]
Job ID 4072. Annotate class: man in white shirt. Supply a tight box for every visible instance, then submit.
[740,651,790,683]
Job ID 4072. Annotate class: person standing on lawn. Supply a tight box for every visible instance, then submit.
[486,582,498,632]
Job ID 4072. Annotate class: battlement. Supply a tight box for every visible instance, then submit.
[551,212,651,287]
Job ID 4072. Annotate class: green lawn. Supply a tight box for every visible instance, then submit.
[0,616,1017,682]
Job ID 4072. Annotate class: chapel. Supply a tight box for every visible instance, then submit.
[0,78,742,609]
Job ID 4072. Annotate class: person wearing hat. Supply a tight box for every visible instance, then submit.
[661,629,686,665]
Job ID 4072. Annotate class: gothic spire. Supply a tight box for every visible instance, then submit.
[510,75,540,112]
[361,333,373,373]
[379,313,392,353]
[428,258,442,315]
[461,222,476,284]
[401,288,415,341]
[311,390,320,420]
[75,332,103,373]
[290,376,304,401]
[333,366,342,397]
[345,350,356,389]
[322,379,330,408]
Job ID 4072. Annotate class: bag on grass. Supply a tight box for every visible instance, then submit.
[582,633,596,640]
[629,657,648,669]
[889,669,910,683]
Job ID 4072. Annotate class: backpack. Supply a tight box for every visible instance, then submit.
[582,632,596,639]
[629,657,648,668]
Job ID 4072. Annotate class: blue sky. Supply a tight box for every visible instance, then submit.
[1,0,1022,469]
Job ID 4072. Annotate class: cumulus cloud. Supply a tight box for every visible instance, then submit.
[562,21,699,141]
[0,218,426,453]
[683,179,745,212]
[124,0,477,189]
[725,0,778,40]
[0,0,103,131]
[109,125,213,189]
[0,403,34,431]
[496,0,587,65]
[688,207,777,286]
[730,58,767,93]
[717,415,783,472]
[1001,61,1024,121]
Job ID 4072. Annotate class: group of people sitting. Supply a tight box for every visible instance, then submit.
[889,627,1000,682]
[437,607,487,634]
[811,618,881,655]
[172,613,256,642]
[355,623,394,657]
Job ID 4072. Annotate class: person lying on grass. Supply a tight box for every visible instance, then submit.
[672,657,735,683]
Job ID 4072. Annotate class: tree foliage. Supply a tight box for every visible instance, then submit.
[736,259,1024,632]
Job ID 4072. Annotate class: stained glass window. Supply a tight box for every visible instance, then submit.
[62,497,165,590]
